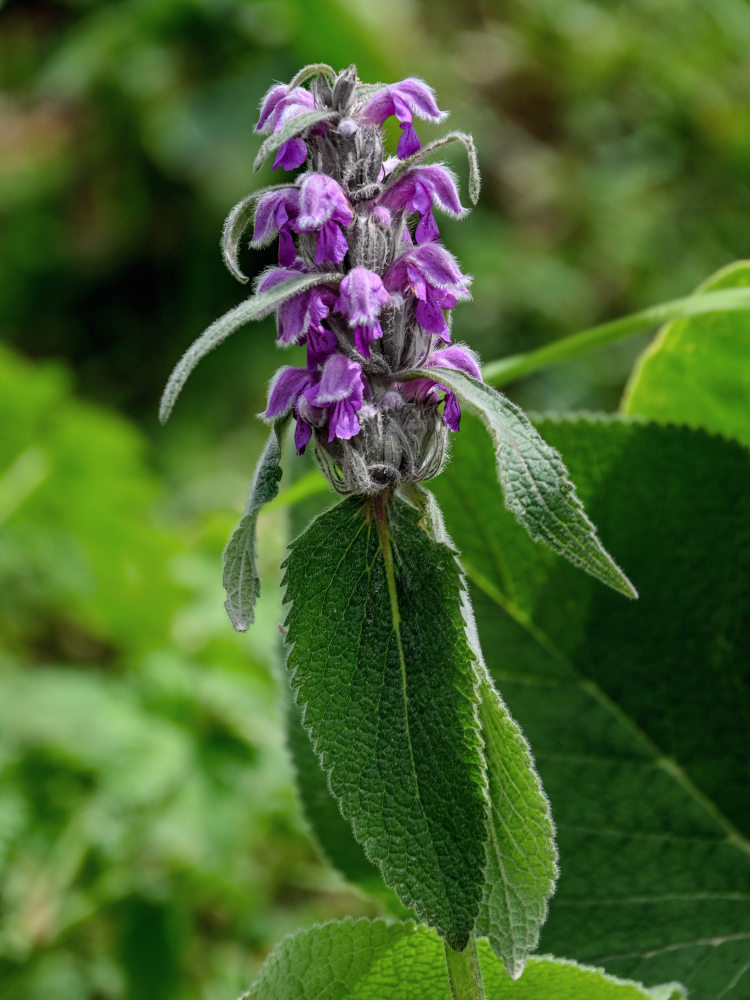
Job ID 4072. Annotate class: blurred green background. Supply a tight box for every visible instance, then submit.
[2,0,749,997]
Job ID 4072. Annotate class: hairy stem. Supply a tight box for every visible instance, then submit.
[444,936,486,1000]
[481,286,750,387]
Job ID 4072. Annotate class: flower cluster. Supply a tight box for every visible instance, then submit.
[253,64,482,494]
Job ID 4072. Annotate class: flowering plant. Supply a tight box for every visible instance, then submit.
[158,64,715,1000]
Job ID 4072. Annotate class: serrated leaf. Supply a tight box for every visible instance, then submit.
[244,917,685,1000]
[221,184,295,283]
[282,495,486,949]
[253,110,337,173]
[418,486,558,978]
[622,260,750,448]
[405,368,636,598]
[159,272,341,423]
[222,422,286,631]
[432,413,750,999]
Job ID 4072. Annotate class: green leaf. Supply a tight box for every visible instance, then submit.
[244,918,685,999]
[432,413,750,999]
[404,368,636,598]
[287,63,336,89]
[418,487,558,978]
[622,260,750,448]
[221,184,295,284]
[253,110,338,173]
[282,495,486,948]
[222,421,286,631]
[158,272,342,423]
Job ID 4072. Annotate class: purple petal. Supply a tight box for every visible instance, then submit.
[256,84,288,132]
[397,122,421,159]
[273,138,308,171]
[255,263,307,294]
[353,320,383,357]
[314,221,349,266]
[443,391,462,432]
[277,286,333,345]
[294,417,312,454]
[297,174,352,230]
[314,354,363,404]
[425,343,482,380]
[416,297,450,338]
[306,325,338,366]
[362,77,446,127]
[415,208,440,243]
[327,400,361,442]
[265,366,315,419]
[336,266,389,326]
[278,227,297,267]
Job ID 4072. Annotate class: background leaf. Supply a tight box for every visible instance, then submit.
[432,414,750,999]
[245,917,685,1000]
[406,368,635,597]
[622,261,750,447]
[282,496,486,948]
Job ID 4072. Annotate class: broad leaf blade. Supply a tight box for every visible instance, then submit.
[419,487,558,978]
[432,413,750,999]
[222,422,286,631]
[245,918,685,1000]
[282,496,486,949]
[253,110,337,172]
[159,272,341,423]
[405,368,636,598]
[622,260,750,448]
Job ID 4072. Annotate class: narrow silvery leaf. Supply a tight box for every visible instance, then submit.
[388,130,481,204]
[221,184,295,283]
[243,917,686,1000]
[416,486,558,978]
[253,109,338,173]
[222,421,287,631]
[282,495,486,949]
[404,368,637,598]
[159,272,342,423]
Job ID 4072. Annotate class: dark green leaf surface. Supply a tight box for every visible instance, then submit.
[433,414,750,999]
[159,272,342,423]
[253,110,338,172]
[405,369,635,597]
[622,260,750,448]
[222,422,286,631]
[282,496,486,948]
[245,918,685,999]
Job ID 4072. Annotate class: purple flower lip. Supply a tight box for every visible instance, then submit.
[379,164,466,243]
[401,342,482,432]
[384,243,472,338]
[361,78,447,159]
[296,174,353,266]
[255,85,315,134]
[335,266,390,357]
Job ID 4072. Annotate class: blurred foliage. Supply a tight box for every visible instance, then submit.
[3,0,750,996]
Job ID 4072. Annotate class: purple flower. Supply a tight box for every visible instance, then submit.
[335,266,390,357]
[256,266,338,358]
[252,188,300,266]
[263,355,365,452]
[379,165,465,243]
[362,78,447,159]
[297,174,353,266]
[403,343,481,432]
[384,243,471,340]
[255,85,316,171]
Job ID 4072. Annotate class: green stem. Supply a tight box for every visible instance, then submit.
[481,287,750,387]
[444,936,486,1000]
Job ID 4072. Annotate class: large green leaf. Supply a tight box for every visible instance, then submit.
[403,368,635,598]
[282,495,486,948]
[432,414,750,999]
[622,261,750,447]
[244,918,684,999]
[222,421,287,631]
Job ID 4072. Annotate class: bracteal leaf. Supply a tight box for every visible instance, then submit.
[159,272,342,423]
[404,368,636,598]
[432,413,750,999]
[253,110,338,173]
[387,130,481,204]
[222,421,286,631]
[244,918,685,999]
[622,260,750,448]
[221,184,295,284]
[282,495,486,948]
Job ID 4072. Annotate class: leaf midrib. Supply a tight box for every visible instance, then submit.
[462,562,750,861]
